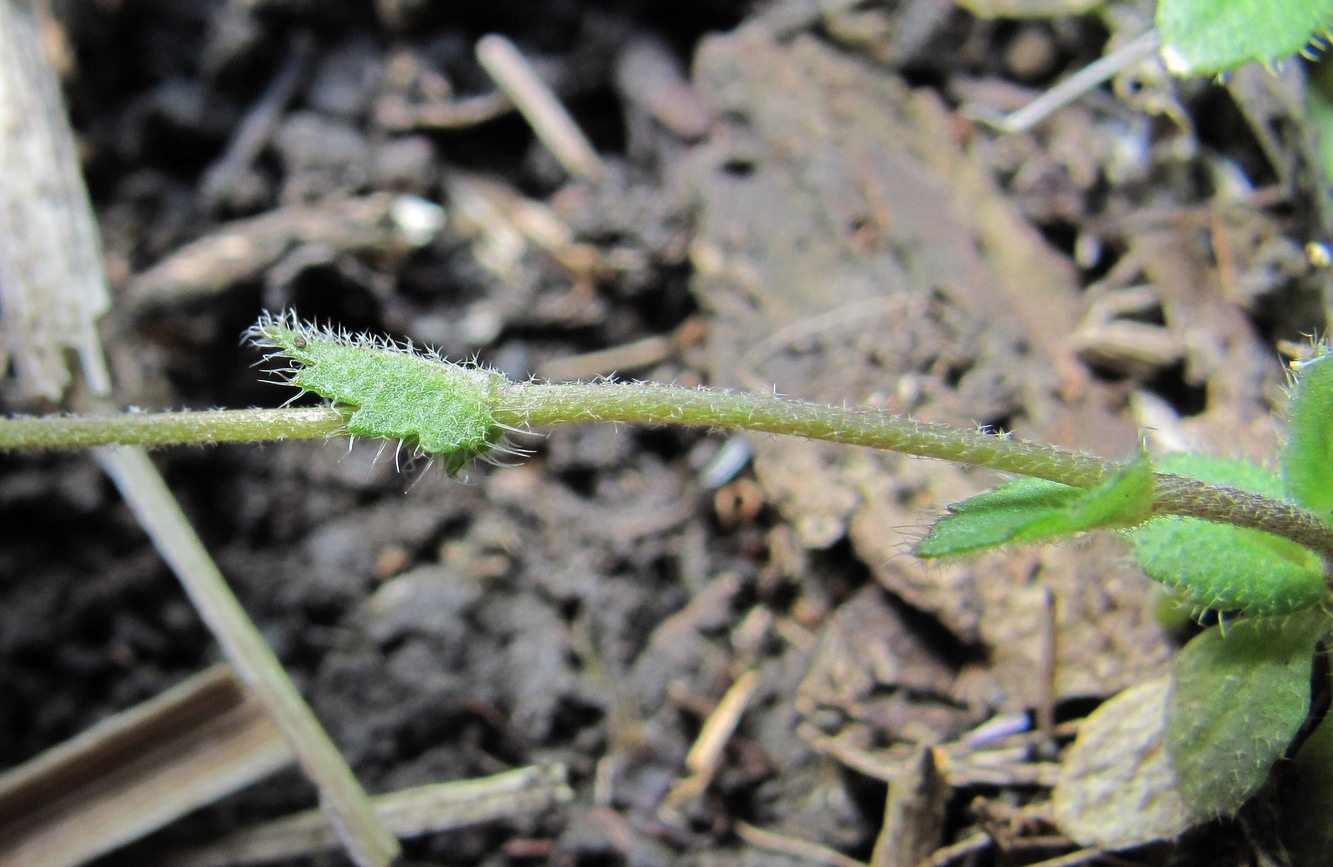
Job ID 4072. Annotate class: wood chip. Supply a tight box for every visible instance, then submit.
[870,746,949,867]
[0,666,293,867]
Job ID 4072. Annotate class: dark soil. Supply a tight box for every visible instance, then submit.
[2,1,1329,865]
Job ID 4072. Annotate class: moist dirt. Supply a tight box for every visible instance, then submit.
[1,1,1327,865]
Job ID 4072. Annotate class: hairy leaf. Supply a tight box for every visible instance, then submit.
[1166,611,1327,818]
[1130,454,1326,615]
[249,311,508,476]
[917,458,1152,557]
[1283,351,1333,521]
[1158,0,1333,76]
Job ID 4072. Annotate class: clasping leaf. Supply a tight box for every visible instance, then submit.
[1130,454,1327,616]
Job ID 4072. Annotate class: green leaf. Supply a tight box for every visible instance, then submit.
[1130,453,1326,616]
[918,458,1153,557]
[1166,610,1327,819]
[917,478,1079,557]
[1283,351,1333,521]
[249,312,506,476]
[1157,0,1333,76]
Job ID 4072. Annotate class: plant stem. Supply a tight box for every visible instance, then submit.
[6,380,1333,564]
[0,407,345,449]
[1151,475,1333,566]
[495,381,1333,564]
[495,381,1113,487]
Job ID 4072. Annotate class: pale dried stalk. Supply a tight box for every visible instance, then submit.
[0,4,400,863]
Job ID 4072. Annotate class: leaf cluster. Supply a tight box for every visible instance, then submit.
[921,349,1333,846]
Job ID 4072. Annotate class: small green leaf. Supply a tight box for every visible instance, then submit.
[1130,454,1326,615]
[1157,0,1333,76]
[249,312,508,476]
[1283,351,1333,521]
[917,478,1080,557]
[1166,610,1327,819]
[918,458,1153,557]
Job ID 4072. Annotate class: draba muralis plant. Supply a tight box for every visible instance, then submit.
[7,310,1333,844]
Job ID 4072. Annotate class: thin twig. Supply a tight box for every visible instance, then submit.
[200,33,313,210]
[476,33,605,179]
[967,30,1161,133]
[96,447,402,867]
[734,821,867,867]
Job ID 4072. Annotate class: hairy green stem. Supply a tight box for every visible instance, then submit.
[496,381,1333,564]
[5,380,1333,564]
[1151,475,1333,567]
[495,381,1113,486]
[0,407,345,449]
